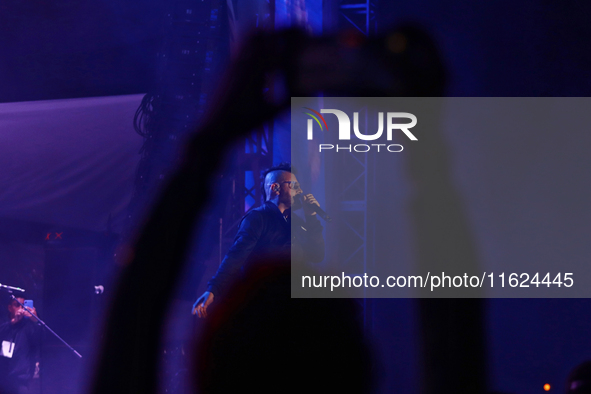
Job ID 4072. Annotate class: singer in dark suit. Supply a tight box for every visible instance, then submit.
[192,162,325,317]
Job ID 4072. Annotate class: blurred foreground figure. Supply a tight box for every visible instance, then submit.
[196,262,372,393]
[0,297,40,394]
[566,361,591,393]
[92,25,458,394]
[192,162,325,318]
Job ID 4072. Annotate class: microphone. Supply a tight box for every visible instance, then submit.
[0,283,25,293]
[297,195,333,222]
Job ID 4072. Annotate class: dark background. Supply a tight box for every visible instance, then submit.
[1,1,591,393]
[2,1,591,103]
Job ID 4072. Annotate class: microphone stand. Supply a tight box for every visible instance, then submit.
[3,287,82,359]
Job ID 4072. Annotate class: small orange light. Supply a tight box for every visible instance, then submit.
[544,383,551,391]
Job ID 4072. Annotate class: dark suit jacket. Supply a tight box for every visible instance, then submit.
[207,201,325,297]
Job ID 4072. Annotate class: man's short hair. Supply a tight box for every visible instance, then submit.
[260,162,292,202]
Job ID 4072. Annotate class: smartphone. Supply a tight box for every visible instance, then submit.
[23,300,33,318]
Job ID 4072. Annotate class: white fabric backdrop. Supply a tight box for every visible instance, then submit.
[0,94,144,233]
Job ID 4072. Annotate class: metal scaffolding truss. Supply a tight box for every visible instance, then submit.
[336,0,378,313]
[332,104,377,332]
[219,0,275,256]
[334,0,378,279]
[337,105,371,276]
[339,0,377,36]
[220,123,273,260]
[242,124,274,213]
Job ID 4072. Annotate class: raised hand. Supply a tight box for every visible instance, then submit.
[192,291,214,318]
